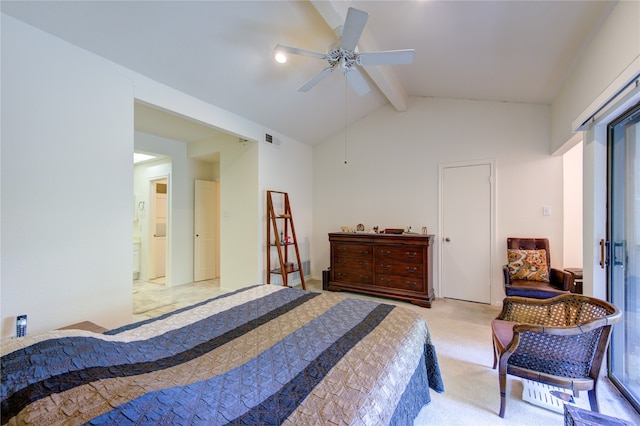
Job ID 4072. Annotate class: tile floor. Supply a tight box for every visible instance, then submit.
[133,279,320,322]
[132,278,226,322]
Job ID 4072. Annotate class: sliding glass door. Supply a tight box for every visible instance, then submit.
[608,102,640,412]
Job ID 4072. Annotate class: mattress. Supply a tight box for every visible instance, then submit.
[1,284,443,425]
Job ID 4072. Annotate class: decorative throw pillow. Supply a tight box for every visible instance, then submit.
[507,249,550,282]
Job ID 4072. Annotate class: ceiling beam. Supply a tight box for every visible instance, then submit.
[310,0,409,112]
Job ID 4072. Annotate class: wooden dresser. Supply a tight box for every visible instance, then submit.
[328,232,435,308]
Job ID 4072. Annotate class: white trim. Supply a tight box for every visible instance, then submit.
[572,56,640,132]
[438,158,496,304]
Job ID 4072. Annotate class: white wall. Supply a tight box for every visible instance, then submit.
[551,1,640,153]
[313,96,564,303]
[211,136,260,290]
[1,15,134,335]
[563,142,583,268]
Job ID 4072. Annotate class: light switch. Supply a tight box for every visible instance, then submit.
[543,206,551,216]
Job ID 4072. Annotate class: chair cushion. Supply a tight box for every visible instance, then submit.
[507,249,550,282]
[505,281,567,298]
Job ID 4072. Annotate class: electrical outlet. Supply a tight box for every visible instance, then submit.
[543,206,551,216]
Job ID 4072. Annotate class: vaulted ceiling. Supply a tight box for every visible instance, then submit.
[1,0,615,145]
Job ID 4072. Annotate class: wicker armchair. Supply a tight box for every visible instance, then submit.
[491,294,621,418]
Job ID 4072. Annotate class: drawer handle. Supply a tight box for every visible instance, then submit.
[359,275,369,282]
[406,266,418,273]
[379,264,390,270]
[360,250,369,256]
[338,247,347,253]
[337,272,347,279]
[405,281,417,288]
[338,259,347,265]
[406,252,418,258]
[359,262,369,268]
[379,277,391,284]
[380,250,391,256]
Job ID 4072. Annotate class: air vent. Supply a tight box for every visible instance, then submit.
[264,133,281,147]
[302,260,311,276]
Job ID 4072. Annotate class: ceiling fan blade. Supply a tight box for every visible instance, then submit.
[297,67,335,92]
[340,8,369,52]
[357,49,415,66]
[274,44,326,60]
[345,67,370,96]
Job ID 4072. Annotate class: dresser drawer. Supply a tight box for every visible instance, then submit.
[375,246,423,263]
[333,269,373,285]
[334,243,373,258]
[334,257,372,271]
[376,274,424,292]
[375,262,423,277]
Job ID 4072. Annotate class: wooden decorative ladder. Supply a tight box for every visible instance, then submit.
[266,190,306,289]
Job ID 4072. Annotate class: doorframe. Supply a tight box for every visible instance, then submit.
[149,174,171,285]
[438,158,496,303]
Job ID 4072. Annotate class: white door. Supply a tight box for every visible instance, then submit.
[441,163,492,303]
[151,180,167,280]
[194,180,219,281]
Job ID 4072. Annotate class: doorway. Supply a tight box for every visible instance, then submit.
[440,160,494,304]
[150,178,168,282]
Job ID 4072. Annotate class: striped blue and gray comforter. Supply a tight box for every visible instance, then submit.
[1,285,443,425]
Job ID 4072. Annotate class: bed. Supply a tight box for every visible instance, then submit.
[1,284,443,425]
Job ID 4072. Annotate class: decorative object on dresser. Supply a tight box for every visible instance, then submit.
[328,232,435,308]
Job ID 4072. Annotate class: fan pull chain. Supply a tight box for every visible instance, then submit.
[344,76,348,164]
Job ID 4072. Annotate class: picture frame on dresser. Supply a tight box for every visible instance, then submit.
[327,232,435,308]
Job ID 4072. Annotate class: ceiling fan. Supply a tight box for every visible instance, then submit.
[274,7,415,96]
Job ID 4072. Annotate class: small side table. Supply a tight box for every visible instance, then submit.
[565,268,583,294]
[564,404,632,426]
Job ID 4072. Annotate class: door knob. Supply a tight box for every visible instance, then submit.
[445,237,451,242]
